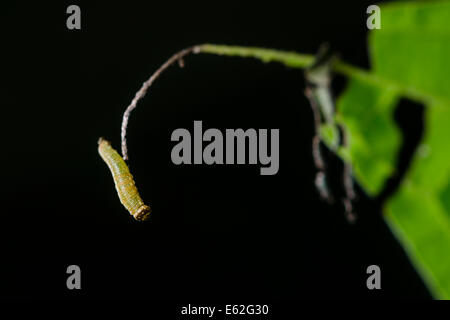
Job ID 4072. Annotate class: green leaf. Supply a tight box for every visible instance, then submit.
[336,80,401,195]
[319,123,340,150]
[337,0,450,299]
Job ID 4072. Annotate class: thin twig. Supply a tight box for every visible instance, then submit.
[339,124,357,223]
[305,87,333,203]
[305,87,325,170]
[121,45,201,160]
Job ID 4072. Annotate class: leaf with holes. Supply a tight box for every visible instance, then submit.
[336,0,450,299]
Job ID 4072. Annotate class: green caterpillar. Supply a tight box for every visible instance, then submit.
[98,138,151,221]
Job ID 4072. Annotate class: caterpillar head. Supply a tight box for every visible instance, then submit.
[134,205,151,221]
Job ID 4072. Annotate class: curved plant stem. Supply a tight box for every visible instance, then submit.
[121,45,201,160]
[120,44,319,160]
[198,44,315,68]
[199,44,435,103]
[120,43,434,161]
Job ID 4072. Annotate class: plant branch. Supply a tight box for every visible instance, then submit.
[120,43,434,161]
[199,44,435,104]
[121,45,201,160]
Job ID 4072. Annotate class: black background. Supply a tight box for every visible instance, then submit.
[1,0,430,301]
